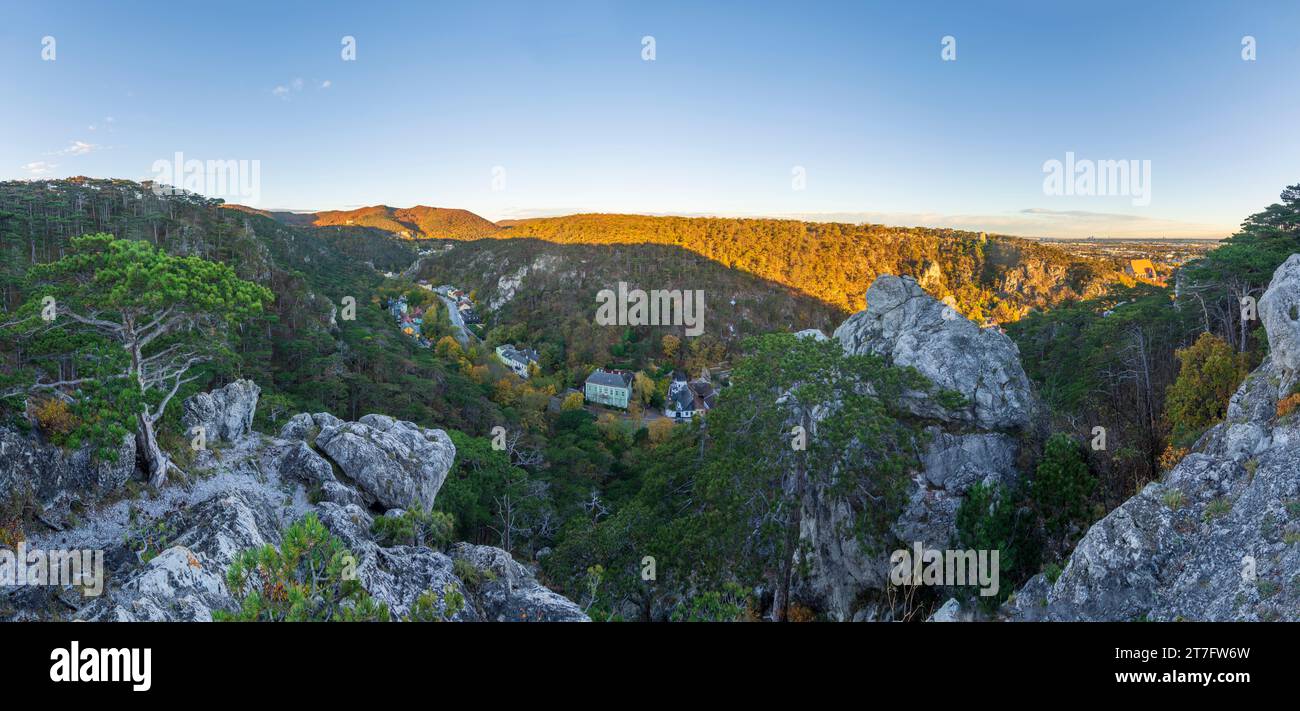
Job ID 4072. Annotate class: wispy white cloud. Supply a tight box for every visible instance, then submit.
[320,79,332,89]
[272,78,307,100]
[51,140,98,156]
[22,161,58,175]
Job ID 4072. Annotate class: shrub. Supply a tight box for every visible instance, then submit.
[216,513,389,622]
[1158,444,1189,473]
[1277,392,1300,418]
[31,397,76,443]
[406,585,465,622]
[955,482,1042,612]
[452,558,482,589]
[1164,333,1249,446]
[1031,434,1096,542]
[372,508,455,549]
[669,583,750,622]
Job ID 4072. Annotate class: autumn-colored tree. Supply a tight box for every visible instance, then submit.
[661,334,681,360]
[561,391,585,411]
[493,378,519,406]
[633,371,656,405]
[1163,332,1250,446]
[435,335,462,359]
[646,417,675,444]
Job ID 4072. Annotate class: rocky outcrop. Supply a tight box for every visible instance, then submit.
[314,414,455,511]
[79,488,283,622]
[798,274,1036,620]
[316,502,473,619]
[278,411,343,442]
[0,384,586,623]
[181,379,260,443]
[834,274,1035,430]
[1007,256,1300,622]
[1258,254,1300,391]
[449,543,590,622]
[0,428,136,523]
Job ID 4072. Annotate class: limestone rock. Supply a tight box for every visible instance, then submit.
[833,275,1035,430]
[181,379,260,443]
[314,414,455,511]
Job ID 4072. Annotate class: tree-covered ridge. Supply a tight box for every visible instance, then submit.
[250,200,1131,323]
[412,236,846,376]
[233,203,502,239]
[495,213,1128,320]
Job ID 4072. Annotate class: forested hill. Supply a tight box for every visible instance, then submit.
[237,203,501,239]
[0,178,504,436]
[498,214,1129,320]
[254,202,1132,322]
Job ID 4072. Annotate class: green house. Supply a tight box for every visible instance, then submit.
[584,369,634,409]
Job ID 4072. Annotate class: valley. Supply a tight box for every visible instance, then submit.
[2,176,1298,623]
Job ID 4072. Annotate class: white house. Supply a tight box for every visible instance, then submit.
[495,344,539,378]
[663,372,717,420]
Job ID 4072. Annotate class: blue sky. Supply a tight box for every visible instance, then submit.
[2,0,1298,238]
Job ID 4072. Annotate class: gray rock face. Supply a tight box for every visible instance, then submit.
[314,414,455,511]
[278,411,344,442]
[181,379,260,443]
[278,441,335,485]
[798,427,1023,620]
[796,275,1034,620]
[1008,255,1300,621]
[928,598,963,622]
[449,543,591,622]
[833,275,1035,430]
[893,428,1021,547]
[1259,254,1300,391]
[79,488,283,621]
[316,502,473,620]
[0,428,136,521]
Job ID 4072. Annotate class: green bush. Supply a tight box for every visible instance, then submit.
[954,482,1042,611]
[1031,433,1097,542]
[216,513,389,622]
[371,508,455,549]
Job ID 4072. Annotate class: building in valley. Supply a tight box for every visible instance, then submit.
[495,344,539,378]
[663,371,717,420]
[584,368,634,409]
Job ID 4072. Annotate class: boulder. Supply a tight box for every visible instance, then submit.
[278,411,344,442]
[181,379,260,443]
[277,441,335,485]
[833,275,1035,430]
[314,415,455,511]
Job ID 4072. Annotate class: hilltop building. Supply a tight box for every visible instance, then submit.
[1126,259,1163,283]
